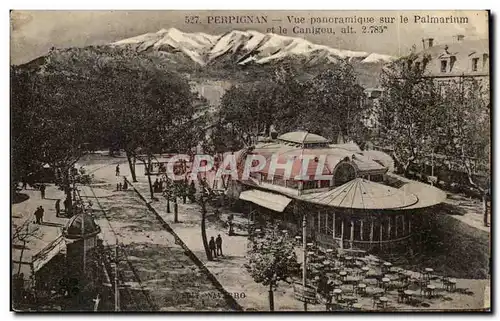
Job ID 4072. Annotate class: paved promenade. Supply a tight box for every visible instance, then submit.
[112,165,489,311]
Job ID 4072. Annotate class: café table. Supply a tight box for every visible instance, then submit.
[339,271,348,282]
[356,283,367,295]
[425,284,436,298]
[333,288,343,301]
[423,268,434,281]
[404,289,415,304]
[390,266,402,274]
[446,278,457,292]
[343,295,358,308]
[351,303,362,311]
[381,278,391,291]
[382,262,392,273]
[378,296,389,309]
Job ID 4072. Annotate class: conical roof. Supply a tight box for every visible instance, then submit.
[300,178,419,210]
[63,213,101,239]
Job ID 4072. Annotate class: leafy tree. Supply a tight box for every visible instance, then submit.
[11,67,43,188]
[40,46,199,183]
[216,63,369,149]
[245,224,300,311]
[378,54,441,174]
[11,66,96,214]
[295,63,367,143]
[438,76,490,223]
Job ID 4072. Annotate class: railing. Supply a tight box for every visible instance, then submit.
[315,232,413,246]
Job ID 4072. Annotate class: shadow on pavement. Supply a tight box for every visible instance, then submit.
[12,193,29,204]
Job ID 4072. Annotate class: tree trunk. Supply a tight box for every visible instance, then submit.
[483,193,489,227]
[126,151,137,182]
[146,156,154,200]
[174,197,178,223]
[64,170,73,216]
[166,197,171,213]
[268,284,275,311]
[200,196,213,261]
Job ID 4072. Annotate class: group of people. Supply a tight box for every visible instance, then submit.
[116,178,128,191]
[153,178,164,193]
[33,206,45,224]
[208,234,224,258]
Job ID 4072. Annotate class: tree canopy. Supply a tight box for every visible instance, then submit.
[11,46,200,206]
[213,62,369,152]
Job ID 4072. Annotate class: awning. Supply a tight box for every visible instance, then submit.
[398,181,447,209]
[32,235,65,272]
[239,189,292,212]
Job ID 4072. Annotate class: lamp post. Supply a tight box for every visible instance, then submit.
[114,242,120,311]
[302,212,307,311]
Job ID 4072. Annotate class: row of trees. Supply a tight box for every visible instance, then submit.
[11,46,203,214]
[205,63,369,153]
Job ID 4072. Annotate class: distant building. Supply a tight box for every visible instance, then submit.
[414,36,489,81]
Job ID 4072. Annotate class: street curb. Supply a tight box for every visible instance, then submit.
[126,178,244,312]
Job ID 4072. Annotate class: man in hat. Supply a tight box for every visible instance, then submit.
[209,236,217,258]
[40,184,46,199]
[34,206,44,224]
[216,234,223,257]
[55,199,61,217]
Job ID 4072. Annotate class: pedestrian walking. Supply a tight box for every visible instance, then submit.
[39,206,44,223]
[34,207,41,224]
[216,234,223,256]
[34,206,44,224]
[228,214,234,236]
[209,236,217,258]
[22,180,27,190]
[153,179,160,193]
[40,184,46,199]
[63,197,70,215]
[188,181,196,203]
[115,164,120,176]
[118,182,122,191]
[55,199,61,217]
[122,179,128,191]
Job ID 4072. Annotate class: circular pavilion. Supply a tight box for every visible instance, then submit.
[231,131,447,256]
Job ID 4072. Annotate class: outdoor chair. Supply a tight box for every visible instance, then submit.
[372,293,382,308]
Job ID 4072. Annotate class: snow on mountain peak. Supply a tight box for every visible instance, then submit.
[113,29,394,66]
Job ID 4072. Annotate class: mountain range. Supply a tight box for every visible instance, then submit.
[112,28,395,68]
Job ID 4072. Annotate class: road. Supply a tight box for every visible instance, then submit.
[80,156,234,311]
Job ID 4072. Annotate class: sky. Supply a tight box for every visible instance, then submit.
[10,10,489,65]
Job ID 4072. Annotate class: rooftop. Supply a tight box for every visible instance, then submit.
[300,177,419,210]
[63,212,101,239]
[277,131,330,144]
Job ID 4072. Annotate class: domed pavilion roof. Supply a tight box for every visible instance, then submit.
[300,177,419,210]
[63,213,101,239]
[278,131,329,144]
